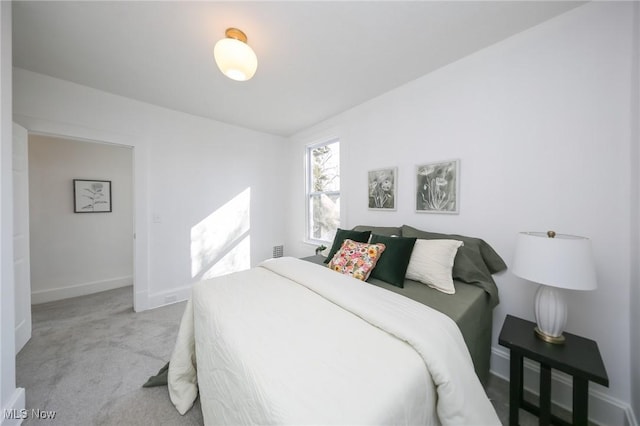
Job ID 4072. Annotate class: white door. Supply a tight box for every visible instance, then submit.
[13,123,31,353]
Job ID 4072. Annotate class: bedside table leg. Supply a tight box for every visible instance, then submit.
[509,352,523,426]
[573,376,589,426]
[539,364,552,426]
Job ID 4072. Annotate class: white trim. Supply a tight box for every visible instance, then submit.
[11,114,150,312]
[31,276,132,305]
[14,317,29,355]
[491,347,637,426]
[146,283,193,310]
[304,138,341,244]
[0,387,25,426]
[134,289,149,311]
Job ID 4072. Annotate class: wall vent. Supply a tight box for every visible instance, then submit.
[272,245,284,258]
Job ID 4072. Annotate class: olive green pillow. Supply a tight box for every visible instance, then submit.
[401,225,506,274]
[352,225,402,237]
[324,228,372,264]
[368,234,417,288]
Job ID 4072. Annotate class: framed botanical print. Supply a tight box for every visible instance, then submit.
[74,179,112,213]
[368,168,397,211]
[416,160,459,214]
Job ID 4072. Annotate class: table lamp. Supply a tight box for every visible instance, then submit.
[512,231,597,344]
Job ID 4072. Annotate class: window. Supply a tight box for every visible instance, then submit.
[306,139,340,243]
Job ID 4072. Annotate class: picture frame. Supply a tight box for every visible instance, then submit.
[415,160,459,214]
[368,167,397,211]
[73,179,112,213]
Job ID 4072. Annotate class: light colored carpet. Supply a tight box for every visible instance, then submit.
[17,286,202,425]
[17,285,540,425]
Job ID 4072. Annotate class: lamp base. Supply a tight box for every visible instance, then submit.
[534,284,567,345]
[534,326,565,344]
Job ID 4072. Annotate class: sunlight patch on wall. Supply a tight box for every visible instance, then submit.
[199,235,251,280]
[190,188,251,280]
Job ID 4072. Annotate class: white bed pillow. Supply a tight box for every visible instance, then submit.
[405,239,464,294]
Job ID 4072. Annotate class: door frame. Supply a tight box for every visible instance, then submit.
[13,114,149,312]
[13,123,30,354]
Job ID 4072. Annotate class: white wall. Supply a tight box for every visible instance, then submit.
[630,1,640,421]
[0,1,26,423]
[286,3,638,424]
[28,135,133,303]
[13,68,288,311]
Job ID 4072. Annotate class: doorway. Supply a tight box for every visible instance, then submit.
[26,134,134,311]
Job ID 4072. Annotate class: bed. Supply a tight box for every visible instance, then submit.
[167,224,505,425]
[303,254,494,384]
[304,224,505,385]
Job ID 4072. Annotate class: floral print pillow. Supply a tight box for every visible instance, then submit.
[327,239,386,281]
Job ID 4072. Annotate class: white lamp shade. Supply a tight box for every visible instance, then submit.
[512,232,597,291]
[214,38,258,81]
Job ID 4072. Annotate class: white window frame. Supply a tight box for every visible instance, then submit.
[305,138,340,244]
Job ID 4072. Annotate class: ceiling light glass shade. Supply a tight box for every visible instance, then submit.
[214,36,258,82]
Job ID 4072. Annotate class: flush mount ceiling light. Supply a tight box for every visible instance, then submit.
[214,28,258,82]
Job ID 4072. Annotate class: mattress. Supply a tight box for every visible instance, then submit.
[302,254,493,384]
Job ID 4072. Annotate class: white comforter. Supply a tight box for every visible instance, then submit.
[168,257,500,425]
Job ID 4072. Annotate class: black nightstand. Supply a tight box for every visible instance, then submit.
[498,315,608,426]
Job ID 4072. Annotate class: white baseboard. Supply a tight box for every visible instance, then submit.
[0,387,25,426]
[146,284,192,310]
[14,317,30,354]
[491,347,637,426]
[31,276,133,304]
[133,289,148,313]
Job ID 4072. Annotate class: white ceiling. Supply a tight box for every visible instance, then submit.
[12,1,583,136]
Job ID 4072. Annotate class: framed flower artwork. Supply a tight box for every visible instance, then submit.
[415,160,459,214]
[368,168,397,211]
[73,179,112,213]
